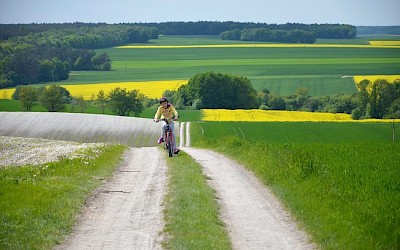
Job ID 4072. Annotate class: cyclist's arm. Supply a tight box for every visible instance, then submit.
[154,106,162,121]
[171,106,178,120]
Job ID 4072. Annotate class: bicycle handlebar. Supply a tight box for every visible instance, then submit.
[154,117,178,123]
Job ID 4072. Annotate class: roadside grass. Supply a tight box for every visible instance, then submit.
[191,123,400,249]
[0,145,126,249]
[163,151,231,249]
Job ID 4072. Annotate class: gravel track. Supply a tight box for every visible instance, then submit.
[0,136,103,167]
[182,122,315,249]
[2,113,314,249]
[184,148,315,249]
[57,147,167,250]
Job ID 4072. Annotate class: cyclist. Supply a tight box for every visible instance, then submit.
[154,97,180,154]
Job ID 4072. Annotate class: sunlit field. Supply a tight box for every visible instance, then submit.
[201,109,400,122]
[47,35,399,97]
[353,75,400,84]
[62,80,187,100]
[353,75,400,92]
[368,41,400,46]
[1,35,399,99]
[0,80,188,100]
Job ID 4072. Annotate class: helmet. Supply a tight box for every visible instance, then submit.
[159,97,168,103]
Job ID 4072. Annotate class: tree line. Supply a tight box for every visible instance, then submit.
[356,26,400,35]
[221,28,317,43]
[163,72,400,120]
[12,84,145,116]
[258,79,400,119]
[0,23,159,88]
[10,72,400,120]
[138,21,356,39]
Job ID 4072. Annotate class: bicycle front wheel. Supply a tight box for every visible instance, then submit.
[168,144,174,157]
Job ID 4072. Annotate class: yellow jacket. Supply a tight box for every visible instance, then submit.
[154,104,178,122]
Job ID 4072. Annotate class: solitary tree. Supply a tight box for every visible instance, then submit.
[96,90,108,114]
[39,85,69,112]
[178,72,258,109]
[107,87,143,116]
[18,85,38,111]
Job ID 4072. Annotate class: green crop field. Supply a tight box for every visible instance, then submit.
[53,35,400,97]
[191,121,399,143]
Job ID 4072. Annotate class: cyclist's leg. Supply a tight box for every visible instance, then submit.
[158,121,167,143]
[170,122,177,150]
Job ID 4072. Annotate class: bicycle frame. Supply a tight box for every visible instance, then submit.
[162,119,175,157]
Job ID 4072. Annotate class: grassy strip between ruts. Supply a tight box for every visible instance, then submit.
[0,145,126,249]
[191,129,400,249]
[162,151,231,249]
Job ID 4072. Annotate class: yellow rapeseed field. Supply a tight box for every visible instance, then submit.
[202,109,352,122]
[201,109,398,122]
[353,75,400,84]
[61,80,188,100]
[0,80,188,100]
[368,41,400,46]
[353,75,400,92]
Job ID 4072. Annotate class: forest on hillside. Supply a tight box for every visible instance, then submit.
[138,21,356,38]
[0,24,157,88]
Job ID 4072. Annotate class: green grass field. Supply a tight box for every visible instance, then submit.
[190,122,400,249]
[0,145,125,249]
[188,110,399,248]
[192,121,399,143]
[51,35,400,96]
[0,99,113,114]
[201,139,400,249]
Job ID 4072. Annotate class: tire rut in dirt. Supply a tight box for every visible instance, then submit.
[183,148,315,250]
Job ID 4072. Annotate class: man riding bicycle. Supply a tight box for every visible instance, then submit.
[154,97,180,154]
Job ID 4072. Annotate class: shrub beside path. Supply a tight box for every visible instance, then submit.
[182,122,315,249]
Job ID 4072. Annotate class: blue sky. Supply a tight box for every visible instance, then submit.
[0,0,399,26]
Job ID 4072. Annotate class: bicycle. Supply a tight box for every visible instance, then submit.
[155,118,176,157]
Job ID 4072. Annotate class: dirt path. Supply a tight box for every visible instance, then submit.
[3,115,314,249]
[182,122,315,249]
[56,147,167,250]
